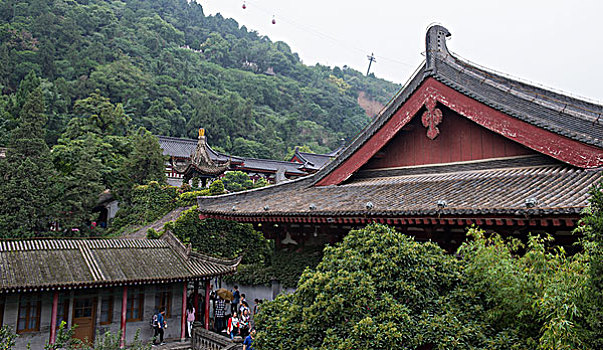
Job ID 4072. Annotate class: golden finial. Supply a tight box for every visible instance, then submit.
[199,128,205,137]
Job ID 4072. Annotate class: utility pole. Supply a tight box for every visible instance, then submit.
[366,53,376,76]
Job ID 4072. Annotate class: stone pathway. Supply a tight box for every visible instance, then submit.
[125,206,191,239]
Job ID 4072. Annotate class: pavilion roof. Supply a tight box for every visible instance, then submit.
[0,231,240,293]
[158,135,314,176]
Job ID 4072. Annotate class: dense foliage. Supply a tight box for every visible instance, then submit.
[167,207,272,265]
[255,219,603,350]
[227,247,324,288]
[0,0,399,160]
[0,73,167,237]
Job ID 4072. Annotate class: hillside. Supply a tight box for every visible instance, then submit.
[0,0,400,158]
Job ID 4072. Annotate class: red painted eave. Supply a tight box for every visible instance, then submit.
[315,78,603,186]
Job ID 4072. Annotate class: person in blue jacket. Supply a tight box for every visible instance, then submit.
[243,329,256,350]
[153,307,167,345]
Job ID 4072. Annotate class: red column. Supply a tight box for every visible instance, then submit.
[49,291,59,344]
[193,280,200,322]
[181,282,187,341]
[120,286,128,348]
[204,280,210,330]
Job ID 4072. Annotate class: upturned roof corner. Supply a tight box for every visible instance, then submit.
[425,24,451,74]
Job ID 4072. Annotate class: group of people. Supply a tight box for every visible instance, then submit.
[214,285,264,349]
[151,285,262,349]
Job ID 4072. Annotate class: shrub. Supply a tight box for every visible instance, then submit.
[177,189,210,206]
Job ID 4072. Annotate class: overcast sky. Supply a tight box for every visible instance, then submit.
[199,0,603,102]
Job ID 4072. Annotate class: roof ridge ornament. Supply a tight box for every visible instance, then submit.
[425,25,451,73]
[421,97,443,139]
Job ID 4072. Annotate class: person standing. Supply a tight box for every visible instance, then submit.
[227,312,240,339]
[239,308,250,338]
[232,286,240,314]
[153,307,167,345]
[186,302,195,338]
[215,296,226,333]
[243,329,256,350]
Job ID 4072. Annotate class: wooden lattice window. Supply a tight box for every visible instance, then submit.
[100,292,113,325]
[155,285,172,318]
[55,295,69,328]
[17,294,41,333]
[126,287,144,322]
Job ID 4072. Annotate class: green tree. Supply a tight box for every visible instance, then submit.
[222,171,253,192]
[255,224,458,350]
[209,179,225,195]
[576,182,603,348]
[0,81,58,237]
[52,135,104,231]
[121,128,167,189]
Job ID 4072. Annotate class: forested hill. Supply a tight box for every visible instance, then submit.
[0,0,400,159]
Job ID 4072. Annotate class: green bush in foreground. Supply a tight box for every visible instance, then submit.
[255,222,598,350]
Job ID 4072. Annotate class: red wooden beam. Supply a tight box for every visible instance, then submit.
[49,291,59,345]
[316,78,603,186]
[505,219,514,226]
[564,219,575,227]
[120,286,127,348]
[495,219,503,226]
[180,282,187,341]
[204,280,210,330]
[552,219,561,226]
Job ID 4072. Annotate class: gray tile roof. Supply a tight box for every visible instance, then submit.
[0,232,240,292]
[198,156,601,218]
[157,135,307,175]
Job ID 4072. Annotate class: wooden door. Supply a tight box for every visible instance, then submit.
[72,296,96,345]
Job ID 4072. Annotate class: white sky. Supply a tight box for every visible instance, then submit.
[199,0,603,102]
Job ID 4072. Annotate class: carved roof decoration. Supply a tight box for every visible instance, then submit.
[171,128,231,180]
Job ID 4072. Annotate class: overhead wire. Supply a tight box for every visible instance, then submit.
[236,0,416,69]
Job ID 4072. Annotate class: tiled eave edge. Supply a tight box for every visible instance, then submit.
[199,211,581,228]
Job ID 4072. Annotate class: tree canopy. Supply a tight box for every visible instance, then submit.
[0,0,399,160]
[255,219,603,349]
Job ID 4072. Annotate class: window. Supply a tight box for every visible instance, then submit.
[55,295,69,328]
[73,297,94,319]
[155,286,172,318]
[17,294,41,333]
[100,292,113,325]
[126,287,144,322]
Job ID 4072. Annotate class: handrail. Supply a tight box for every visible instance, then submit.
[191,325,242,350]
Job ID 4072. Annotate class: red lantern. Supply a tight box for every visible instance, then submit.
[242,2,246,9]
[272,16,276,24]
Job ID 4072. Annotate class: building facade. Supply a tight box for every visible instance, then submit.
[195,25,603,252]
[0,232,240,348]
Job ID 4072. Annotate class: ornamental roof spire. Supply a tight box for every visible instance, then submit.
[425,25,451,73]
[171,128,230,182]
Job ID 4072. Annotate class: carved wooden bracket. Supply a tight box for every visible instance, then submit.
[421,97,443,139]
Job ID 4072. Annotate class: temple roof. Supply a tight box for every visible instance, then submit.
[291,146,343,171]
[196,26,603,221]
[158,135,319,176]
[197,155,601,219]
[0,231,240,293]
